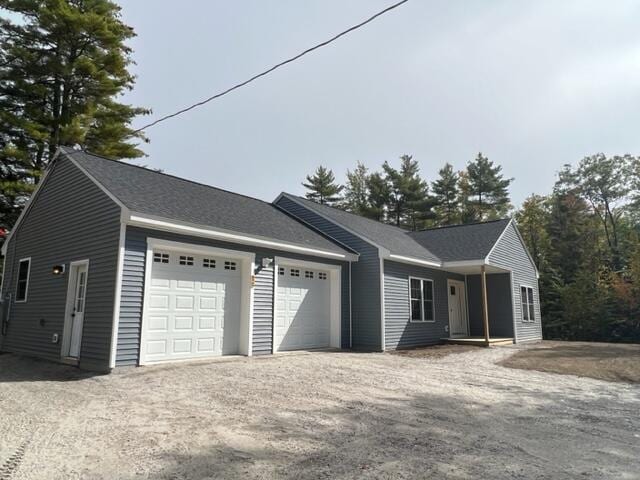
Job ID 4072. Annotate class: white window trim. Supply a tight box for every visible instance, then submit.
[15,257,31,303]
[520,284,535,323]
[408,276,436,323]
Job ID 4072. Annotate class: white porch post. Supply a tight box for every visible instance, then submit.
[480,265,490,345]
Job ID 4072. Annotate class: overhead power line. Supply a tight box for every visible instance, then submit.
[133,0,409,133]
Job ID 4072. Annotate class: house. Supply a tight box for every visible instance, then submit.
[0,148,542,372]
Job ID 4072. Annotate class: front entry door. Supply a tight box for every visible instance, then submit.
[65,262,89,358]
[447,279,468,337]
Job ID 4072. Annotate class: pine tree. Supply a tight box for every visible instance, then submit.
[465,152,512,221]
[342,162,370,215]
[383,155,432,230]
[0,0,150,234]
[431,163,459,226]
[365,171,390,222]
[302,166,343,205]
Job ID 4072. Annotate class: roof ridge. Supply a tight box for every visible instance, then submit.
[62,147,278,209]
[411,218,511,233]
[282,192,410,233]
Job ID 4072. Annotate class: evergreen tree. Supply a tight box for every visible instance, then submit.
[0,0,150,234]
[465,152,512,221]
[365,171,390,222]
[302,166,343,205]
[382,155,432,230]
[457,170,476,224]
[515,195,551,271]
[342,161,369,215]
[431,163,459,226]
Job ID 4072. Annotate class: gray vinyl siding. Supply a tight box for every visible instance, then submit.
[466,273,514,338]
[275,196,382,350]
[0,157,121,371]
[115,227,351,365]
[383,260,464,349]
[488,222,542,342]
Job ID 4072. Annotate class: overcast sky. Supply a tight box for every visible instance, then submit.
[117,0,640,207]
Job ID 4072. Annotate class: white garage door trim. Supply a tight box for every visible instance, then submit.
[139,238,255,365]
[273,256,341,353]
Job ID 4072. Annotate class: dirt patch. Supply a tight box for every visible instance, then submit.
[390,343,479,358]
[500,340,640,383]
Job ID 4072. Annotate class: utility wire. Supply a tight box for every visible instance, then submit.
[133,0,409,133]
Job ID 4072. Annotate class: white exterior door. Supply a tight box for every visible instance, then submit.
[68,263,88,358]
[447,279,468,337]
[274,264,332,351]
[142,250,242,363]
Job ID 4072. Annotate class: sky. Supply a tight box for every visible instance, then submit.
[116,0,640,207]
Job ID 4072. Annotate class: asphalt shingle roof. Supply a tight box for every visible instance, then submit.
[280,194,441,264]
[407,219,511,262]
[61,148,352,256]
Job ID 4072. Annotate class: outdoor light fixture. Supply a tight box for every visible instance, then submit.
[52,264,65,275]
[262,257,274,268]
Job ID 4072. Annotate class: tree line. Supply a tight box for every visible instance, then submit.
[303,154,640,342]
[303,152,513,230]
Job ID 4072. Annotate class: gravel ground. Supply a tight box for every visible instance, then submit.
[1,345,639,480]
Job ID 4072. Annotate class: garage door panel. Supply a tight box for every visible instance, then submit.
[275,265,333,352]
[142,249,242,363]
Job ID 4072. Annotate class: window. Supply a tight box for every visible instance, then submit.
[318,272,327,280]
[409,277,435,322]
[179,255,194,266]
[278,267,285,276]
[16,258,31,302]
[290,268,300,277]
[153,253,169,264]
[305,270,314,279]
[450,285,456,296]
[521,286,535,321]
[203,258,216,268]
[224,261,236,271]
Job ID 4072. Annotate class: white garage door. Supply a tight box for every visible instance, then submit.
[274,265,332,351]
[142,249,242,363]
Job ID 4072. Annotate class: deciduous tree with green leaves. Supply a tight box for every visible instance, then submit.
[302,165,343,205]
[0,0,150,233]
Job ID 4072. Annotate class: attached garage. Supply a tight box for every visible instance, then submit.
[140,239,254,364]
[273,258,341,353]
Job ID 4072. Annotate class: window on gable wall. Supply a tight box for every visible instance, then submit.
[16,258,31,302]
[409,277,434,322]
[521,286,535,321]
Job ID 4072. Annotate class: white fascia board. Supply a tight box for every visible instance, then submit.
[386,254,442,269]
[128,213,357,261]
[442,259,487,268]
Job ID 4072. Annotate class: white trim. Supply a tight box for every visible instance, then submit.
[108,222,126,368]
[61,259,90,358]
[14,257,31,303]
[139,239,255,365]
[519,283,536,323]
[379,257,386,351]
[446,279,469,337]
[408,276,436,323]
[0,253,6,297]
[128,214,355,261]
[349,261,353,349]
[509,271,519,343]
[442,259,487,268]
[272,256,342,352]
[387,254,442,268]
[463,275,471,335]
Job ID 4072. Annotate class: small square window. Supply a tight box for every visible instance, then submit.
[305,270,314,279]
[203,258,216,268]
[318,272,327,280]
[179,255,194,266]
[224,261,237,271]
[290,269,300,277]
[153,253,169,264]
[278,267,285,276]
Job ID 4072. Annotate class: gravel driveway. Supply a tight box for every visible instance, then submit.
[1,345,638,479]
